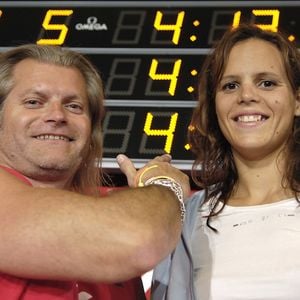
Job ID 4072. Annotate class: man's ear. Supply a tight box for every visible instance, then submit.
[295,89,300,116]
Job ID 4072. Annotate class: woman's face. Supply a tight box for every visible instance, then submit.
[215,38,300,161]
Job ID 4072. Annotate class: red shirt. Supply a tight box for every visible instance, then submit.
[0,166,146,300]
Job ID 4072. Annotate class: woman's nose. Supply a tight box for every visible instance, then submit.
[238,83,259,104]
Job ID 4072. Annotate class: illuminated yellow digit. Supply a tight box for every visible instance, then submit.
[144,112,178,153]
[252,9,280,32]
[149,59,182,96]
[37,9,73,45]
[232,11,241,29]
[154,11,185,45]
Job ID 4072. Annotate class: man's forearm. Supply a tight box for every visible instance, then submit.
[0,179,181,282]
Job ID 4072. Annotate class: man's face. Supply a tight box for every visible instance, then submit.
[0,58,92,182]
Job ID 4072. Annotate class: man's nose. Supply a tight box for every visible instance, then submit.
[43,102,67,124]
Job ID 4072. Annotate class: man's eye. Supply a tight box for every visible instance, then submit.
[66,103,83,113]
[24,99,41,107]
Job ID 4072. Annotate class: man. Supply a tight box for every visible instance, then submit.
[0,44,190,299]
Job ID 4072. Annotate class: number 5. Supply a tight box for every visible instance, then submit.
[37,9,73,45]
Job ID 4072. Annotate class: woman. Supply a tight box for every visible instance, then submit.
[151,24,300,299]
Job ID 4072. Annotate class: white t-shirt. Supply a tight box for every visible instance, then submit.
[192,198,300,300]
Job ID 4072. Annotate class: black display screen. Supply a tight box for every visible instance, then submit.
[0,1,299,169]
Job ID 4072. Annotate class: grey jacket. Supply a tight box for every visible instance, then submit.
[151,190,205,300]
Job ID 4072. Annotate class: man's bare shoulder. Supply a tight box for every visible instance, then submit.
[0,166,29,182]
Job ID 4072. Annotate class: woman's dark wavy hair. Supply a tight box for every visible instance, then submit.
[189,24,300,228]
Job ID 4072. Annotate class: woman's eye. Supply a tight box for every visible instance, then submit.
[222,82,237,90]
[260,80,276,88]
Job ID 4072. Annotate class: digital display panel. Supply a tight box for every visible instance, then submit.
[102,106,194,158]
[0,1,299,170]
[86,54,204,100]
[0,3,299,48]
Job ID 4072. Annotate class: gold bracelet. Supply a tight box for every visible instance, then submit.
[136,164,159,187]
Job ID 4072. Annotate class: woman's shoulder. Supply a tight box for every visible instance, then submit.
[186,189,206,209]
[183,190,206,229]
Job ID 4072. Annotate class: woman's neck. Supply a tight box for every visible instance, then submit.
[228,152,292,206]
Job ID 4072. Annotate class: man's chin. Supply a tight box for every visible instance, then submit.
[32,160,73,173]
[30,164,77,182]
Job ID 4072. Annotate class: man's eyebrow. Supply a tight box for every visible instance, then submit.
[18,88,48,98]
[63,94,86,102]
[19,88,84,101]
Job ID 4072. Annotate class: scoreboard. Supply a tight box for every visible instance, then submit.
[0,1,299,170]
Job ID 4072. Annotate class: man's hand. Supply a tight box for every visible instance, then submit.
[116,154,191,200]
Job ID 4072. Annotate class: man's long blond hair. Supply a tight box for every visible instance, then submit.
[0,44,105,195]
